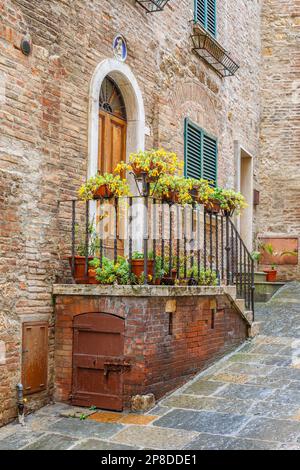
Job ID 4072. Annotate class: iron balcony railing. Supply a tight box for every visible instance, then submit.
[59,196,255,315]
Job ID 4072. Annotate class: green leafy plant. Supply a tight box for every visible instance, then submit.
[260,243,298,271]
[75,218,100,257]
[131,251,154,260]
[251,251,261,263]
[188,178,214,204]
[92,256,130,285]
[78,173,130,201]
[152,175,193,204]
[114,149,183,181]
[211,188,247,215]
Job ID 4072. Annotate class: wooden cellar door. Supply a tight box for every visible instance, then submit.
[22,322,48,395]
[72,313,126,411]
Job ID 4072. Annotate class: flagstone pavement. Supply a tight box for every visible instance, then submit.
[1,282,300,450]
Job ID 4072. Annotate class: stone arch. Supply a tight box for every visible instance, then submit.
[88,58,145,177]
[170,80,220,137]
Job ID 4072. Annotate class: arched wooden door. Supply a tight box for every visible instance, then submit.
[98,76,127,174]
[71,312,126,411]
[98,76,127,257]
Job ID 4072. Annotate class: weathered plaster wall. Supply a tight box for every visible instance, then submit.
[258,0,300,280]
[0,0,261,425]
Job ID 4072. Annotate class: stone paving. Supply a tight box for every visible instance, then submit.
[1,282,300,450]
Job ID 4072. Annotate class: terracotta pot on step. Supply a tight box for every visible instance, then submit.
[263,269,277,282]
[131,259,154,279]
[69,256,93,284]
[88,268,99,284]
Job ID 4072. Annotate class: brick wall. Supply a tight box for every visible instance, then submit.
[258,0,300,280]
[0,0,260,423]
[54,293,248,408]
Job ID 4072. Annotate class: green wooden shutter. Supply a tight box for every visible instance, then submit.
[202,133,217,186]
[195,0,216,37]
[185,119,202,179]
[195,0,206,28]
[207,0,216,36]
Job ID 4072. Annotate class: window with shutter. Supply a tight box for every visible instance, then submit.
[194,0,217,37]
[184,118,218,187]
[202,133,218,185]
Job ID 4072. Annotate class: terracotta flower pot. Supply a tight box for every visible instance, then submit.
[205,200,221,214]
[93,184,113,199]
[88,268,99,284]
[161,269,177,285]
[131,259,154,279]
[264,269,277,282]
[163,191,179,204]
[68,256,93,284]
[131,163,144,177]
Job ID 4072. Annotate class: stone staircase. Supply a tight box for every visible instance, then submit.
[254,271,285,303]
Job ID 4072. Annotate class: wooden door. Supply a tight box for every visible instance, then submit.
[72,313,126,410]
[98,111,126,257]
[22,322,48,395]
[98,111,127,174]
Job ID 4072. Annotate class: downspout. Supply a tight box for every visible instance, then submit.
[16,383,25,426]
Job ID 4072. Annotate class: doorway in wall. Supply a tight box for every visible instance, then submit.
[98,76,127,257]
[98,76,127,173]
[239,148,253,251]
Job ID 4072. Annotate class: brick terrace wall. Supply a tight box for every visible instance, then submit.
[54,294,248,408]
[258,0,300,280]
[0,0,260,423]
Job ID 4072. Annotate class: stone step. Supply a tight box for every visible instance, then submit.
[254,272,267,283]
[254,281,285,303]
[235,298,245,312]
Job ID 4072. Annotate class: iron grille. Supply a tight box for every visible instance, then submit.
[136,0,171,13]
[191,23,239,78]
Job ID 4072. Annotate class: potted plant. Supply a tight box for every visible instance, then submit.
[78,173,130,201]
[209,188,247,216]
[260,243,297,282]
[152,175,193,205]
[68,221,100,284]
[114,149,183,183]
[131,251,154,279]
[91,256,130,285]
[205,187,223,214]
[220,189,247,216]
[188,178,214,205]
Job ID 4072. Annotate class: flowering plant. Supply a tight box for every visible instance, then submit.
[211,188,247,215]
[90,256,130,285]
[188,178,214,204]
[114,149,183,181]
[78,173,130,201]
[152,175,193,204]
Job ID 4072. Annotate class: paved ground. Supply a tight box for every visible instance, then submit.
[1,282,300,450]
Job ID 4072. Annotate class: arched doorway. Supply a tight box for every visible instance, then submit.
[88,58,145,178]
[98,76,127,174]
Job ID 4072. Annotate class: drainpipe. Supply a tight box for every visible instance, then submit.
[16,383,25,426]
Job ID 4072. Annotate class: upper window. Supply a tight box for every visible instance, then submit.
[99,76,127,120]
[194,0,217,37]
[184,118,218,187]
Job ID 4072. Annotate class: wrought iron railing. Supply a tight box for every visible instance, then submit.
[59,196,255,315]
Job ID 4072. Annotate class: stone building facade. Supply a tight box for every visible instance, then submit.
[0,0,297,426]
[258,0,300,280]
